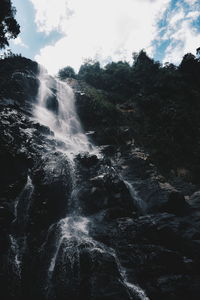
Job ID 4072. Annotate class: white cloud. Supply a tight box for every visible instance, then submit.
[30,0,170,74]
[30,0,74,34]
[184,0,198,5]
[13,37,28,48]
[169,9,185,26]
[162,3,200,64]
[30,0,200,73]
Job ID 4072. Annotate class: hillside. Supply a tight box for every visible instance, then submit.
[63,50,200,183]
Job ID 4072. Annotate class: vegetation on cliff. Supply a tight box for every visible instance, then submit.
[60,50,200,182]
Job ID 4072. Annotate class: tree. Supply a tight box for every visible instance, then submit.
[58,66,76,80]
[0,0,20,49]
[179,53,200,82]
[131,50,161,94]
[103,61,132,95]
[132,50,160,70]
[78,61,103,87]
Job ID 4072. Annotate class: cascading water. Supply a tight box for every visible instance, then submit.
[9,175,34,279]
[35,67,93,156]
[33,66,149,300]
[14,175,34,227]
[41,216,149,300]
[9,235,22,278]
[124,180,147,213]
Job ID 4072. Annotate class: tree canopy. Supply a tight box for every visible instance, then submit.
[64,50,200,181]
[58,66,76,80]
[0,0,20,49]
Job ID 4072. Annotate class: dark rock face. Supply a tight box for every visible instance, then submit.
[76,152,99,168]
[31,152,72,230]
[46,93,59,113]
[189,191,200,209]
[90,213,200,300]
[0,57,200,300]
[75,153,138,221]
[50,240,133,300]
[0,56,39,114]
[162,191,191,215]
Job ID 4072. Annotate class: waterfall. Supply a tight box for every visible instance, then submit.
[9,235,22,278]
[10,175,34,279]
[41,216,149,300]
[34,66,93,156]
[111,163,146,213]
[14,175,34,226]
[33,66,149,300]
[48,216,90,274]
[124,180,147,213]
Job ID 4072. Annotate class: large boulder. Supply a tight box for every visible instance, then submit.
[0,205,14,228]
[162,191,191,215]
[76,152,99,168]
[189,191,200,209]
[90,213,200,300]
[78,172,135,216]
[31,152,73,231]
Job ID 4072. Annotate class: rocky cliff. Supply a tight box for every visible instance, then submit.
[0,56,200,300]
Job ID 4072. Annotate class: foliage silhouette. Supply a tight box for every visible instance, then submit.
[73,50,200,181]
[0,0,20,49]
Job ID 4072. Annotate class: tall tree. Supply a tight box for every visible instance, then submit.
[0,0,20,49]
[58,66,76,80]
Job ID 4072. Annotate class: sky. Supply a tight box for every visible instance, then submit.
[7,0,200,74]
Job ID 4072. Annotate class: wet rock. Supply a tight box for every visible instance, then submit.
[0,149,29,201]
[162,191,191,215]
[0,206,15,227]
[46,93,59,114]
[189,191,200,209]
[31,152,72,230]
[100,145,116,156]
[11,71,39,102]
[33,122,54,136]
[114,148,194,214]
[76,153,99,168]
[51,239,135,300]
[79,172,135,215]
[153,274,200,300]
[90,213,200,300]
[104,207,134,220]
[0,205,15,256]
[92,126,133,146]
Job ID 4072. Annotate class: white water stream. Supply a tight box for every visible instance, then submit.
[124,180,147,213]
[35,67,93,157]
[33,67,149,300]
[10,175,34,278]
